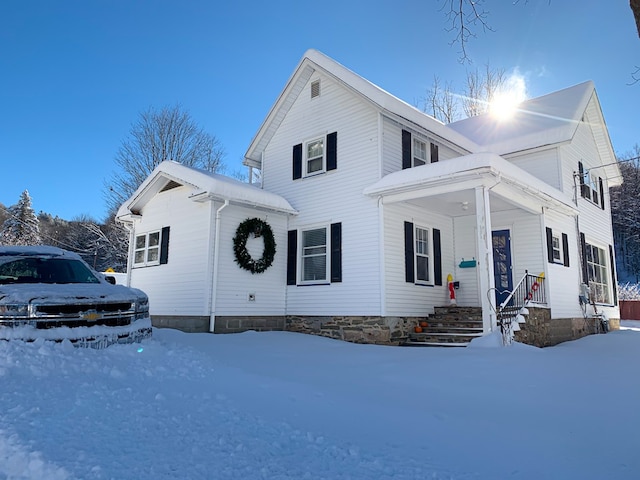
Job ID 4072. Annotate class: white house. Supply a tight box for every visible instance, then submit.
[117,49,621,347]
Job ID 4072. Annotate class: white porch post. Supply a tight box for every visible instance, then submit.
[475,186,496,333]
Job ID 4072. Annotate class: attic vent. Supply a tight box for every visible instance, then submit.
[160,180,182,192]
[311,80,320,98]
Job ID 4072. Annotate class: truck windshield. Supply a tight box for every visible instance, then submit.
[0,257,101,284]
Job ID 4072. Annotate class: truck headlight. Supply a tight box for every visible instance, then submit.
[0,304,30,318]
[135,297,149,314]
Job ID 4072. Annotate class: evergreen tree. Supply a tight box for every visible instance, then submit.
[0,190,41,246]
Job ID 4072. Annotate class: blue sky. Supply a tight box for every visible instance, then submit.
[1,0,638,221]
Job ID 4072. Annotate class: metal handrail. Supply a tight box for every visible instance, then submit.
[496,271,546,345]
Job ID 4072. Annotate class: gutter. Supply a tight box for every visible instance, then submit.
[209,199,230,333]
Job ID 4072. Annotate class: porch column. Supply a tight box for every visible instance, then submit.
[475,186,496,333]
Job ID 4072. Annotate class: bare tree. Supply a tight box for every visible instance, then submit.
[423,76,459,123]
[104,104,225,213]
[462,64,506,117]
[632,0,640,37]
[441,0,492,63]
[420,64,507,123]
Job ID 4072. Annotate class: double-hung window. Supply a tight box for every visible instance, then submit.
[413,139,427,167]
[551,233,562,263]
[134,231,160,267]
[415,226,431,284]
[584,170,599,205]
[585,243,610,304]
[306,138,325,175]
[402,130,439,169]
[301,227,327,282]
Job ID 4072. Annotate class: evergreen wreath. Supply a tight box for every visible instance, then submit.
[233,218,276,274]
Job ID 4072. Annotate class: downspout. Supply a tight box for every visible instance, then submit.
[377,196,386,317]
[209,199,230,333]
[121,220,135,287]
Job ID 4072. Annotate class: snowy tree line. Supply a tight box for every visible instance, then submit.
[0,190,128,272]
[611,146,640,283]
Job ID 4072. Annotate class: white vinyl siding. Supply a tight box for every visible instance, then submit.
[213,205,289,316]
[262,71,382,316]
[507,148,562,190]
[129,186,211,317]
[384,203,452,316]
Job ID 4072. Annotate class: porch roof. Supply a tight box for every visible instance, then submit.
[363,153,578,216]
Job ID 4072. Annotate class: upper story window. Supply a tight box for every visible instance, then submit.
[292,132,338,180]
[578,161,604,209]
[306,138,325,175]
[413,139,427,167]
[402,130,439,169]
[134,231,160,266]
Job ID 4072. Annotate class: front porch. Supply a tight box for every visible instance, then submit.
[364,152,578,340]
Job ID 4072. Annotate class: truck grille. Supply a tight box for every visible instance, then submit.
[31,302,136,329]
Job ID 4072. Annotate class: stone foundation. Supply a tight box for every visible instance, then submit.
[151,315,210,333]
[214,316,286,334]
[285,315,421,345]
[515,307,620,347]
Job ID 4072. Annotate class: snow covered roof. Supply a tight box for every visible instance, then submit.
[244,49,478,167]
[363,152,577,216]
[116,161,297,220]
[449,81,591,154]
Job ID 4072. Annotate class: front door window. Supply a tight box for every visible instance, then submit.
[492,230,513,307]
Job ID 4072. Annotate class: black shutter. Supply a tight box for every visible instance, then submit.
[546,227,554,263]
[287,230,297,285]
[402,130,411,169]
[430,142,439,163]
[609,245,618,306]
[326,132,337,171]
[404,221,414,283]
[330,222,342,282]
[562,233,570,267]
[292,143,302,180]
[580,232,588,283]
[160,226,170,265]
[433,228,442,286]
[599,178,605,210]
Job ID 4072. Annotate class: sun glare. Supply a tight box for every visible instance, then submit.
[490,72,527,120]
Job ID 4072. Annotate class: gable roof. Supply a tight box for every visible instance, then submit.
[243,49,478,167]
[448,81,595,155]
[116,161,297,221]
[448,81,621,186]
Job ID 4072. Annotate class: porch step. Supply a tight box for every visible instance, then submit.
[402,306,484,347]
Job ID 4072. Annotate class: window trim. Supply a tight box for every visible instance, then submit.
[585,240,611,305]
[412,138,427,167]
[304,136,326,177]
[551,232,563,264]
[299,225,329,284]
[414,224,434,286]
[133,230,161,267]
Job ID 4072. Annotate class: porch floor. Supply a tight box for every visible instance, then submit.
[403,306,484,347]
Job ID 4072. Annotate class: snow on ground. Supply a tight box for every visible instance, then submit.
[1,323,639,480]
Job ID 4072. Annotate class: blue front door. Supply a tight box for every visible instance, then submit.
[492,230,513,307]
